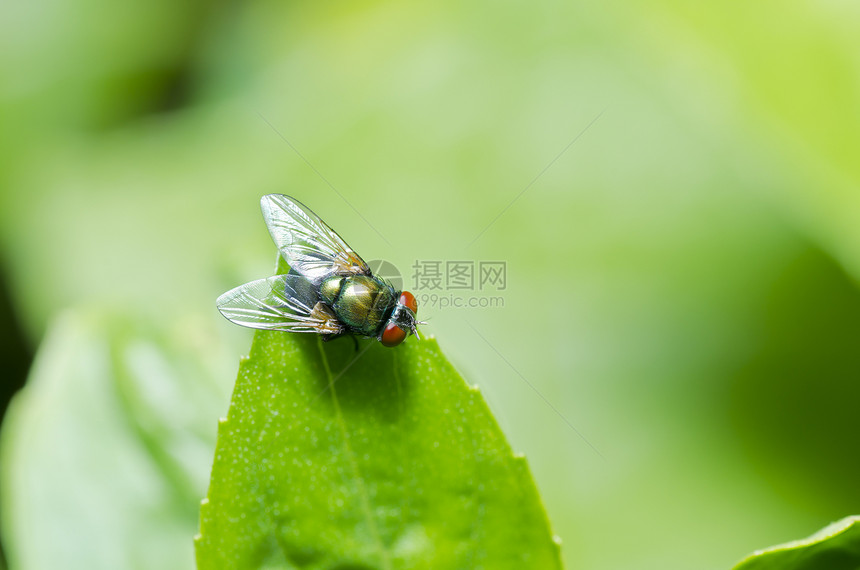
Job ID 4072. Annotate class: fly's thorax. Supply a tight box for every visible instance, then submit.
[319,275,345,306]
[321,274,397,337]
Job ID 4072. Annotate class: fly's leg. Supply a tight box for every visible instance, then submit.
[322,333,360,352]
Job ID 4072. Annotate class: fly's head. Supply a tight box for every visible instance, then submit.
[380,291,425,347]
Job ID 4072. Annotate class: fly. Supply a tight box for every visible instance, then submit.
[216,194,423,347]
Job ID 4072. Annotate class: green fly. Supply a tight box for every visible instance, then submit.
[216,194,422,347]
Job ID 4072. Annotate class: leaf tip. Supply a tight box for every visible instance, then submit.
[733,515,860,569]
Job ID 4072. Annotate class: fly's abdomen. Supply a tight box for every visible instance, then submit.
[320,275,396,337]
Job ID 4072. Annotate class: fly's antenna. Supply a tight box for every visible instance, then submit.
[411,324,421,340]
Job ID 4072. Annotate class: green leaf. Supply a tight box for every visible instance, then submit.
[733,516,860,570]
[1,310,229,570]
[195,330,562,569]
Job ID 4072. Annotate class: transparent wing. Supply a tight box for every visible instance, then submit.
[260,194,370,283]
[216,274,344,334]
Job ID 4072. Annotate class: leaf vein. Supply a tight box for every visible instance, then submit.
[316,337,392,569]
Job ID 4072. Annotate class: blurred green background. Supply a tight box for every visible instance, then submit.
[1,1,859,569]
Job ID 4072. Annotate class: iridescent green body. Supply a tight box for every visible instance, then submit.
[319,274,397,337]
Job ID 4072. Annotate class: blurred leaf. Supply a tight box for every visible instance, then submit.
[643,2,860,278]
[726,245,860,515]
[733,516,860,570]
[195,330,561,569]
[0,310,229,570]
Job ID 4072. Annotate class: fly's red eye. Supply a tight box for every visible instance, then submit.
[380,322,407,347]
[400,291,418,314]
